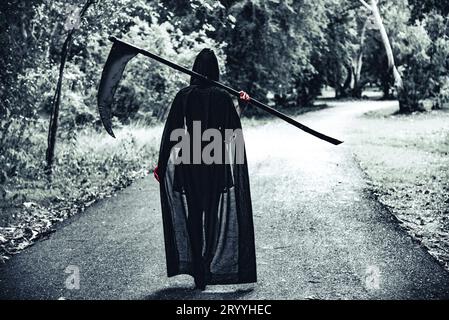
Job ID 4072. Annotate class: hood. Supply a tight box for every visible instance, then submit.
[190,48,220,85]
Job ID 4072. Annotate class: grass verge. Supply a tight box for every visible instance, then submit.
[351,105,449,271]
[0,123,161,262]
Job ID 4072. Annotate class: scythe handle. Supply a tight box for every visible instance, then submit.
[109,37,343,146]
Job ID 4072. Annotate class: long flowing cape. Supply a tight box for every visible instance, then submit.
[157,85,257,284]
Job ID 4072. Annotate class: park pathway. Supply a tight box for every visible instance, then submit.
[1,100,449,299]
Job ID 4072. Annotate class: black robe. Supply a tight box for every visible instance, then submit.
[157,84,257,285]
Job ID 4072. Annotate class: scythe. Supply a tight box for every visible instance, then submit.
[98,37,343,145]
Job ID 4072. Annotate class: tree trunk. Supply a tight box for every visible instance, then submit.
[360,0,407,108]
[351,20,368,98]
[45,0,94,175]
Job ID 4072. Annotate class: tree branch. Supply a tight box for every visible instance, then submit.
[359,0,372,11]
[368,0,403,89]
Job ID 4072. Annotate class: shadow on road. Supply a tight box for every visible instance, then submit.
[145,287,253,300]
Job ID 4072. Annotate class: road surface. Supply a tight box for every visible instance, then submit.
[1,100,449,300]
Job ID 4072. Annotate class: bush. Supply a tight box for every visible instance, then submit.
[396,23,432,112]
[424,13,449,109]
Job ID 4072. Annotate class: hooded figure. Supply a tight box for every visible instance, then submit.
[155,49,256,290]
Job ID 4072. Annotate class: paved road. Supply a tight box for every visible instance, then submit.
[1,100,449,300]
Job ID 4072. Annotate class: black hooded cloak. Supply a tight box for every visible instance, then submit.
[157,49,256,285]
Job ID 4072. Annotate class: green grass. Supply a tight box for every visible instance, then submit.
[350,106,449,270]
[0,123,162,261]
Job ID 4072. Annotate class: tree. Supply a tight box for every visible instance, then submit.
[45,0,94,174]
[395,23,432,112]
[423,12,449,109]
[319,0,359,98]
[408,0,449,21]
[359,0,403,93]
[360,0,410,99]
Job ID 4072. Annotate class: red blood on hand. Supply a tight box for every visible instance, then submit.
[153,165,160,182]
[239,91,250,101]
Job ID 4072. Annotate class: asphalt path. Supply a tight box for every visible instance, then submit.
[1,100,449,300]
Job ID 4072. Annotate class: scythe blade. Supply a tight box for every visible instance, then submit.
[97,40,138,138]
